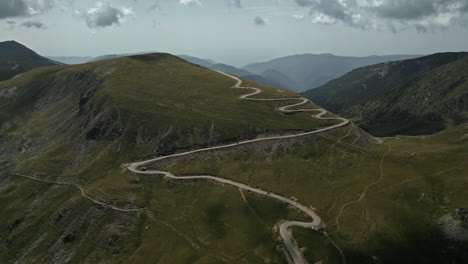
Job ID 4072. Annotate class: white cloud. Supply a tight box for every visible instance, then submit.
[179,0,202,6]
[292,14,305,20]
[294,0,468,32]
[81,1,135,29]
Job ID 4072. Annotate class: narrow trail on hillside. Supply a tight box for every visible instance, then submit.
[126,70,350,264]
[12,173,147,213]
[332,143,391,231]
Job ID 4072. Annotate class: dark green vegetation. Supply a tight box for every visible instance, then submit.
[243,54,421,92]
[0,52,335,263]
[155,123,468,264]
[1,46,467,264]
[304,52,468,136]
[0,41,59,81]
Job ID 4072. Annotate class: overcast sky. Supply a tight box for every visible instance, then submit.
[1,0,468,66]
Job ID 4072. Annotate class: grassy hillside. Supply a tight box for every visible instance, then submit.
[304,52,468,136]
[2,51,465,264]
[0,41,59,81]
[152,123,468,264]
[0,53,336,263]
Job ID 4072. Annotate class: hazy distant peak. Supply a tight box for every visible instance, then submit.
[243,53,422,92]
[178,55,216,68]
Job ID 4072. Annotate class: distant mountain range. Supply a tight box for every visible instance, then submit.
[243,54,422,92]
[87,52,156,63]
[176,57,286,89]
[49,52,424,94]
[177,55,216,68]
[304,52,468,136]
[46,56,93,65]
[0,41,60,81]
[48,53,156,65]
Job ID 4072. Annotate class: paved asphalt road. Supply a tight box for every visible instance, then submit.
[127,70,349,264]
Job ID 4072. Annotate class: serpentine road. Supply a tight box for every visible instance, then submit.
[126,70,349,264]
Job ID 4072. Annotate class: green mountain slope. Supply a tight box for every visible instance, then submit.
[1,50,466,264]
[158,123,468,264]
[304,52,468,136]
[0,41,60,81]
[0,53,335,263]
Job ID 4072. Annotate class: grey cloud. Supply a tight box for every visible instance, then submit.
[253,16,265,26]
[311,0,349,21]
[294,0,468,31]
[372,0,468,20]
[4,20,16,30]
[82,2,135,29]
[372,0,440,20]
[415,24,428,33]
[0,2,29,19]
[21,20,45,29]
[295,0,367,28]
[226,0,242,8]
[148,3,161,12]
[0,0,54,19]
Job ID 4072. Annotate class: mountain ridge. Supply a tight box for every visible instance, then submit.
[1,42,467,264]
[0,52,343,263]
[304,52,468,136]
[0,40,61,81]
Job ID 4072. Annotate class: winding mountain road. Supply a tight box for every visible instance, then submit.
[126,70,349,264]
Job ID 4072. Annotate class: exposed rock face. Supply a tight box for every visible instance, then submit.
[0,86,17,98]
[456,208,468,223]
[438,214,468,241]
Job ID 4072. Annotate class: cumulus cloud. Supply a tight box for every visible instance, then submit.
[81,2,135,29]
[0,0,54,19]
[179,0,202,6]
[253,16,265,26]
[21,20,45,29]
[294,0,468,31]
